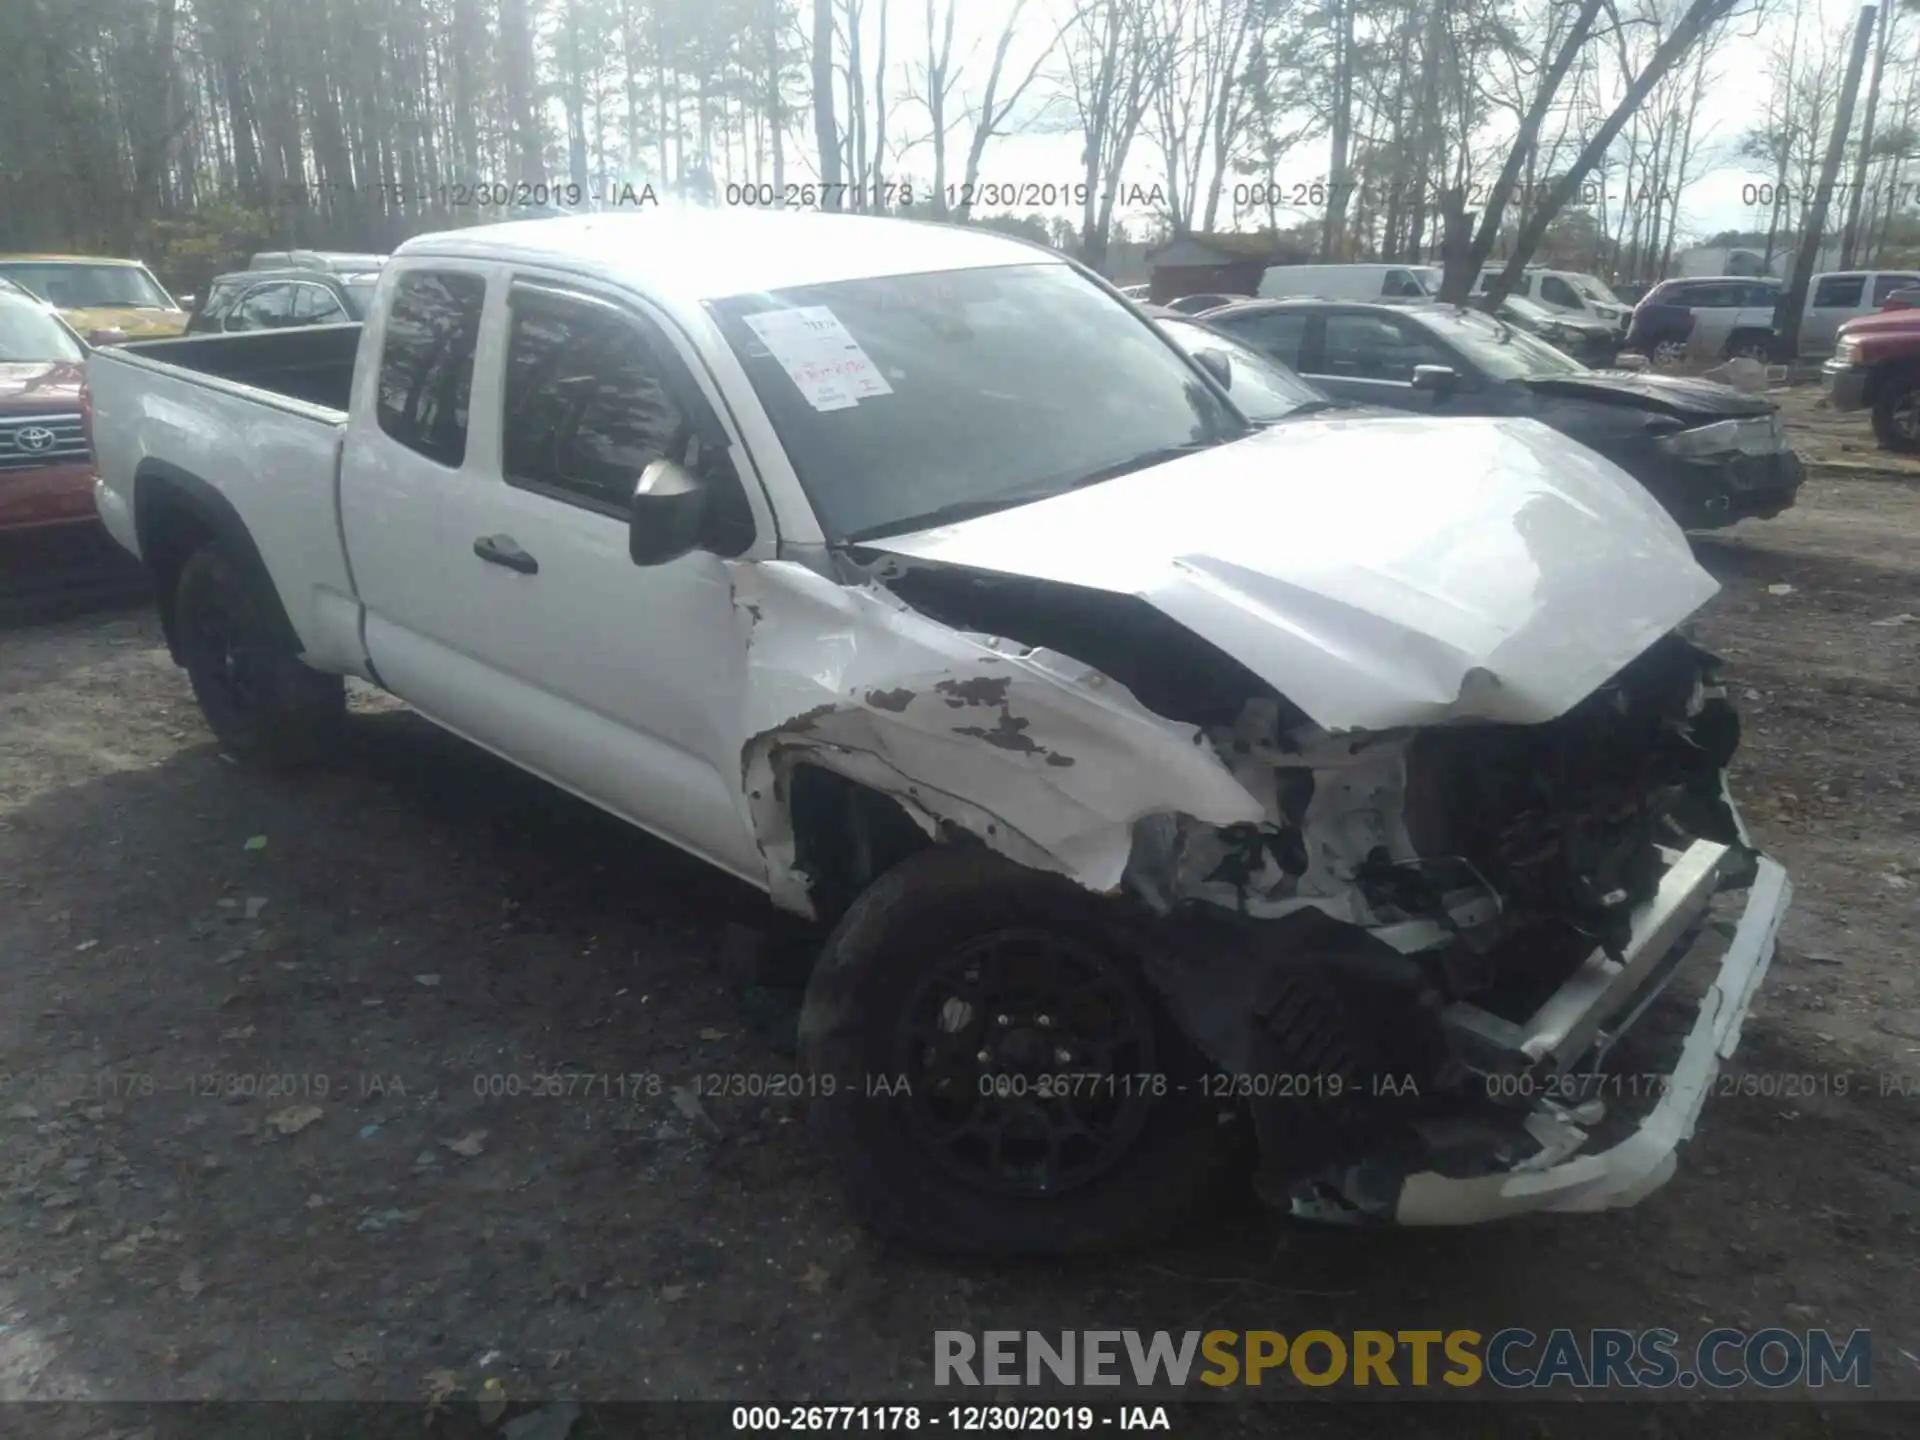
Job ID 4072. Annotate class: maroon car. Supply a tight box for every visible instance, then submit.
[0,283,96,533]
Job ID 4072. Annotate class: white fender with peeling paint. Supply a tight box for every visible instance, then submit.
[730,561,1268,913]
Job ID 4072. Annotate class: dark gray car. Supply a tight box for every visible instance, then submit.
[1199,298,1803,529]
[186,267,381,336]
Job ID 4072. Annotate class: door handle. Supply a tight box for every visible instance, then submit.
[473,534,539,575]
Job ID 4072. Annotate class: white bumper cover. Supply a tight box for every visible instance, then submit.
[1393,855,1792,1223]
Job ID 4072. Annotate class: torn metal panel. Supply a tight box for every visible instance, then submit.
[860,416,1720,733]
[1388,856,1791,1223]
[729,560,1268,913]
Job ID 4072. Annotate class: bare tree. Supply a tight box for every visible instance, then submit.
[1477,0,1748,305]
[953,0,1081,222]
[811,0,842,205]
[1841,0,1908,263]
[1064,0,1171,268]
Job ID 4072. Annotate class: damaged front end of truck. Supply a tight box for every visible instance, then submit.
[739,420,1791,1243]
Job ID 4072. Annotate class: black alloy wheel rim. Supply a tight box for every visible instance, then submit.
[895,926,1160,1198]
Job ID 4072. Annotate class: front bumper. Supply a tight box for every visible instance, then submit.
[1390,844,1790,1222]
[0,461,101,534]
[1663,449,1804,528]
[1823,360,1867,411]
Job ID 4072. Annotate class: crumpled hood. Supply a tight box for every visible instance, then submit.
[865,414,1720,733]
[1524,371,1772,418]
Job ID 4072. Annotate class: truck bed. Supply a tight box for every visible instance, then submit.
[87,324,369,679]
[111,323,361,413]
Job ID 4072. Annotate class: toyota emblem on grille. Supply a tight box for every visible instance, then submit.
[15,426,57,453]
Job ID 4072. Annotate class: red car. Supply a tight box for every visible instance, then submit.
[1823,307,1920,451]
[0,281,95,533]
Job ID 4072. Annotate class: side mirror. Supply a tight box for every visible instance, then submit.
[86,327,129,347]
[176,295,197,312]
[1411,364,1459,393]
[1193,348,1232,389]
[630,458,710,567]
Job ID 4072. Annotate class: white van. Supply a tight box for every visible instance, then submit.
[1475,267,1629,329]
[1257,263,1440,303]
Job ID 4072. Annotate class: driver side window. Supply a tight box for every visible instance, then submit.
[501,288,755,552]
[1321,313,1448,382]
[1540,276,1580,308]
[503,297,691,514]
[229,284,295,331]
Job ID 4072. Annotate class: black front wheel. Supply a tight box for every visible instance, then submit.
[1872,379,1920,453]
[174,542,346,769]
[798,848,1246,1255]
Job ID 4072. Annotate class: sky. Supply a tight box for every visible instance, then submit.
[823,0,1880,248]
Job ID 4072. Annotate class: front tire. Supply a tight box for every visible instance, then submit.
[1872,374,1920,453]
[798,848,1245,1255]
[1721,331,1774,363]
[174,541,345,769]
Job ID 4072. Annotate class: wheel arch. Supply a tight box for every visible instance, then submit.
[778,761,944,925]
[1720,326,1775,360]
[133,460,301,662]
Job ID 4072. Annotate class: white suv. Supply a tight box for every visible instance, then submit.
[1476,268,1630,330]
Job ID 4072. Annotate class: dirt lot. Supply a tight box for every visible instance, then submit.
[1,386,1917,1435]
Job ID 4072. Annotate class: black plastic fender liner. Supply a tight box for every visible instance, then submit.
[133,458,304,662]
[1136,904,1455,1190]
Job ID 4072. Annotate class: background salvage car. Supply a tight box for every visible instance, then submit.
[1142,306,1351,423]
[87,210,1789,1255]
[1823,305,1920,452]
[185,264,383,335]
[0,280,97,535]
[1480,292,1623,365]
[1198,297,1804,530]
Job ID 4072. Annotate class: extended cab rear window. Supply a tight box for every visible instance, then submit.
[376,271,486,467]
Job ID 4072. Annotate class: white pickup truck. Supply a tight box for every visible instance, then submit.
[88,209,1790,1253]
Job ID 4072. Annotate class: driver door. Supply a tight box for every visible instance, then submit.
[428,276,769,883]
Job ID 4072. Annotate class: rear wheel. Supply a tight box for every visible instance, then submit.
[174,541,345,769]
[1649,338,1688,367]
[1722,331,1774,363]
[1872,374,1920,453]
[797,848,1245,1255]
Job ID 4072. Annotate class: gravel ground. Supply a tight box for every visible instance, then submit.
[0,387,1916,1437]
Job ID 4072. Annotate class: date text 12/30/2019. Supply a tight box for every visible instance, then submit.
[722,181,1169,211]
[731,1404,1172,1431]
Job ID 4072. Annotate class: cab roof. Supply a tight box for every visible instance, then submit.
[397,208,1058,300]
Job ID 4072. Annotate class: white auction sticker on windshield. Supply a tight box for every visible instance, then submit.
[744,306,893,412]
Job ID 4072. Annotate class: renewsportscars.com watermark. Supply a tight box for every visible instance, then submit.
[934,1328,1873,1391]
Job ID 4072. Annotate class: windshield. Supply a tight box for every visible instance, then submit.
[1159,316,1330,422]
[1569,274,1619,304]
[708,263,1247,541]
[1415,306,1587,379]
[1500,295,1555,325]
[0,293,84,362]
[0,262,171,310]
